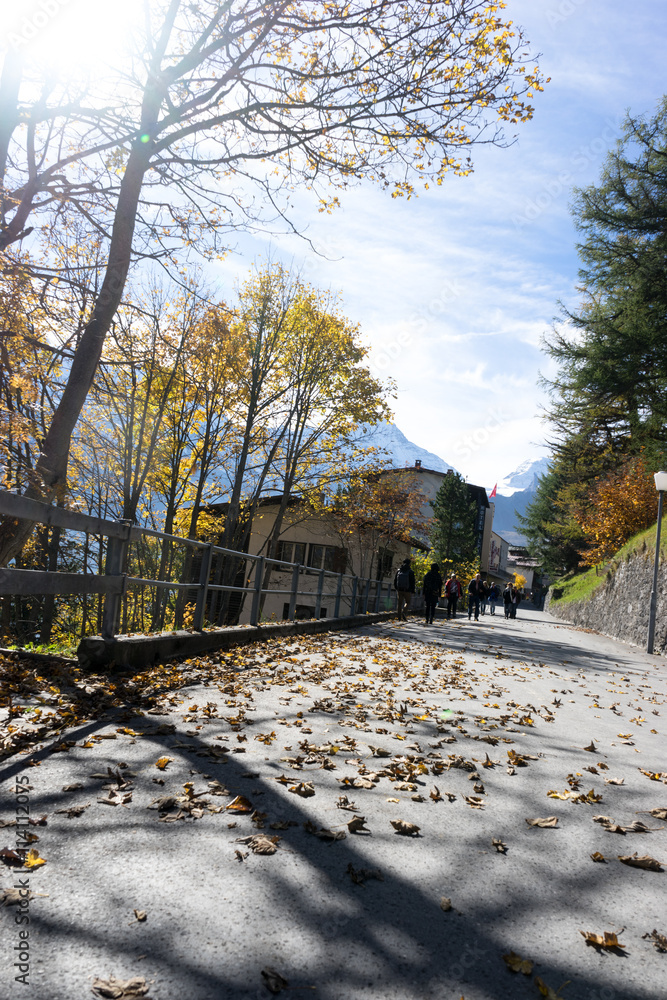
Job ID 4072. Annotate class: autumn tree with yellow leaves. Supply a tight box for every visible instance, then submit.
[574,455,658,567]
[0,0,547,562]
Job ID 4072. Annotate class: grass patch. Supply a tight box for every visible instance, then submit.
[550,521,666,606]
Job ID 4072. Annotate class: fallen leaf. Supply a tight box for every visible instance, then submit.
[386,797,400,803]
[261,968,288,994]
[525,817,558,828]
[463,795,484,809]
[440,897,452,911]
[24,848,46,869]
[643,928,667,952]
[618,853,663,871]
[492,838,507,854]
[226,795,253,813]
[1,887,40,905]
[590,852,606,863]
[91,975,149,998]
[429,785,443,802]
[55,804,90,818]
[583,741,597,752]
[131,909,147,923]
[604,777,625,785]
[390,819,420,836]
[535,976,571,998]
[234,850,248,862]
[502,950,533,975]
[236,835,280,855]
[62,783,84,792]
[336,795,358,811]
[289,781,315,797]
[155,757,172,771]
[646,808,667,820]
[347,815,369,834]
[346,862,383,885]
[580,929,625,950]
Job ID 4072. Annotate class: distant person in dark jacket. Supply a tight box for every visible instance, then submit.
[422,563,442,625]
[445,573,462,619]
[503,584,512,618]
[467,573,485,621]
[394,558,415,621]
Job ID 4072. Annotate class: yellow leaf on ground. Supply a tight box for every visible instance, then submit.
[23,848,46,869]
[502,950,533,974]
[155,757,172,770]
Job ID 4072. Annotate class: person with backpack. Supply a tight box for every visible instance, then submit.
[394,558,415,621]
[422,563,442,625]
[444,572,462,619]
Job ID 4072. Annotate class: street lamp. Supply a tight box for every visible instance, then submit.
[647,470,667,654]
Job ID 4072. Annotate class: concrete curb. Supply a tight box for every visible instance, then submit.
[76,610,401,671]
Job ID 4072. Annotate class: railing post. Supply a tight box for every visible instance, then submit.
[288,563,301,620]
[101,521,132,639]
[250,556,265,626]
[374,578,382,612]
[334,572,343,619]
[314,568,325,619]
[362,576,371,614]
[193,543,214,631]
[350,576,358,616]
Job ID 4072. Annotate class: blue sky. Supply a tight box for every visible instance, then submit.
[212,1,667,488]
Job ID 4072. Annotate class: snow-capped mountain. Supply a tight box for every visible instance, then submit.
[499,457,550,495]
[357,422,457,474]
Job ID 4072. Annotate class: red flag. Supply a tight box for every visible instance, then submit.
[489,483,497,499]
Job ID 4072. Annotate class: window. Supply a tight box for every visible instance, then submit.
[282,603,328,620]
[307,544,347,573]
[274,541,306,566]
[377,548,395,579]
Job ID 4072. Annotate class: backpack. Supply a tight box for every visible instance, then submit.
[396,568,410,590]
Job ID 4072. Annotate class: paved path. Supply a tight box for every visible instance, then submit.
[1,608,666,1000]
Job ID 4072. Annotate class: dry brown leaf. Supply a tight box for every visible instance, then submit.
[643,929,667,952]
[1,887,41,905]
[236,835,280,855]
[502,950,533,975]
[646,808,667,820]
[346,862,384,885]
[303,821,346,841]
[62,783,84,792]
[155,757,172,771]
[261,968,289,994]
[91,975,149,998]
[580,929,625,949]
[336,795,358,811]
[464,795,484,809]
[583,741,597,752]
[618,853,663,871]
[604,777,625,785]
[55,804,90,818]
[440,897,452,911]
[390,819,420,836]
[347,815,369,834]
[226,795,253,813]
[525,817,558,828]
[535,976,571,998]
[429,785,443,802]
[590,852,606,863]
[289,781,315,797]
[492,838,507,854]
[234,849,248,862]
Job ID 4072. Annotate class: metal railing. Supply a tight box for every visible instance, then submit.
[0,492,396,641]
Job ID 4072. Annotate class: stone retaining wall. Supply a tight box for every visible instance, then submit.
[547,540,667,652]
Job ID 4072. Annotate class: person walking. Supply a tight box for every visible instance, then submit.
[422,563,443,625]
[394,558,415,622]
[445,572,462,619]
[487,582,498,615]
[510,586,522,620]
[479,577,488,615]
[503,583,512,619]
[467,572,485,621]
